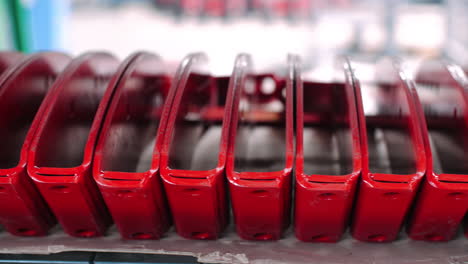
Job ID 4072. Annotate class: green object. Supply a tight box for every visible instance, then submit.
[0,0,14,50]
[8,0,32,52]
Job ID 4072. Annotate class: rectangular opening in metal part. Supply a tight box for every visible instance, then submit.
[101,66,170,173]
[34,69,112,168]
[302,82,354,176]
[234,76,287,173]
[0,68,55,169]
[361,82,417,174]
[168,74,229,171]
[416,82,468,175]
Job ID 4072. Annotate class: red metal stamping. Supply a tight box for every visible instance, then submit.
[0,52,70,236]
[93,52,172,240]
[294,57,361,242]
[181,0,204,16]
[253,0,289,17]
[287,0,311,19]
[203,0,246,17]
[225,0,247,17]
[28,52,120,237]
[204,0,226,16]
[0,52,25,76]
[226,54,293,240]
[160,53,236,239]
[351,58,426,242]
[407,60,468,241]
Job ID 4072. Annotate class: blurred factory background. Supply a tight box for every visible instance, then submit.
[0,0,466,71]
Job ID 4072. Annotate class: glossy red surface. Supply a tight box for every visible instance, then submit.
[0,52,70,236]
[226,54,293,241]
[294,58,361,242]
[93,52,172,240]
[160,53,235,239]
[27,52,120,238]
[0,51,466,244]
[351,59,426,242]
[0,52,25,76]
[407,60,468,241]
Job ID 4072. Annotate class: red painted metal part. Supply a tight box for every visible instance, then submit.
[253,0,288,16]
[407,60,468,241]
[225,0,247,16]
[204,0,226,16]
[289,0,311,18]
[27,52,120,238]
[294,57,361,242]
[160,53,235,240]
[93,52,172,240]
[351,58,426,242]
[226,54,293,241]
[203,0,246,16]
[181,0,204,16]
[0,52,70,236]
[0,52,25,76]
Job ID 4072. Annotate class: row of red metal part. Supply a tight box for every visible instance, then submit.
[156,0,344,18]
[0,51,466,243]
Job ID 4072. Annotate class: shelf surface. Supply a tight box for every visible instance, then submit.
[0,226,467,264]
